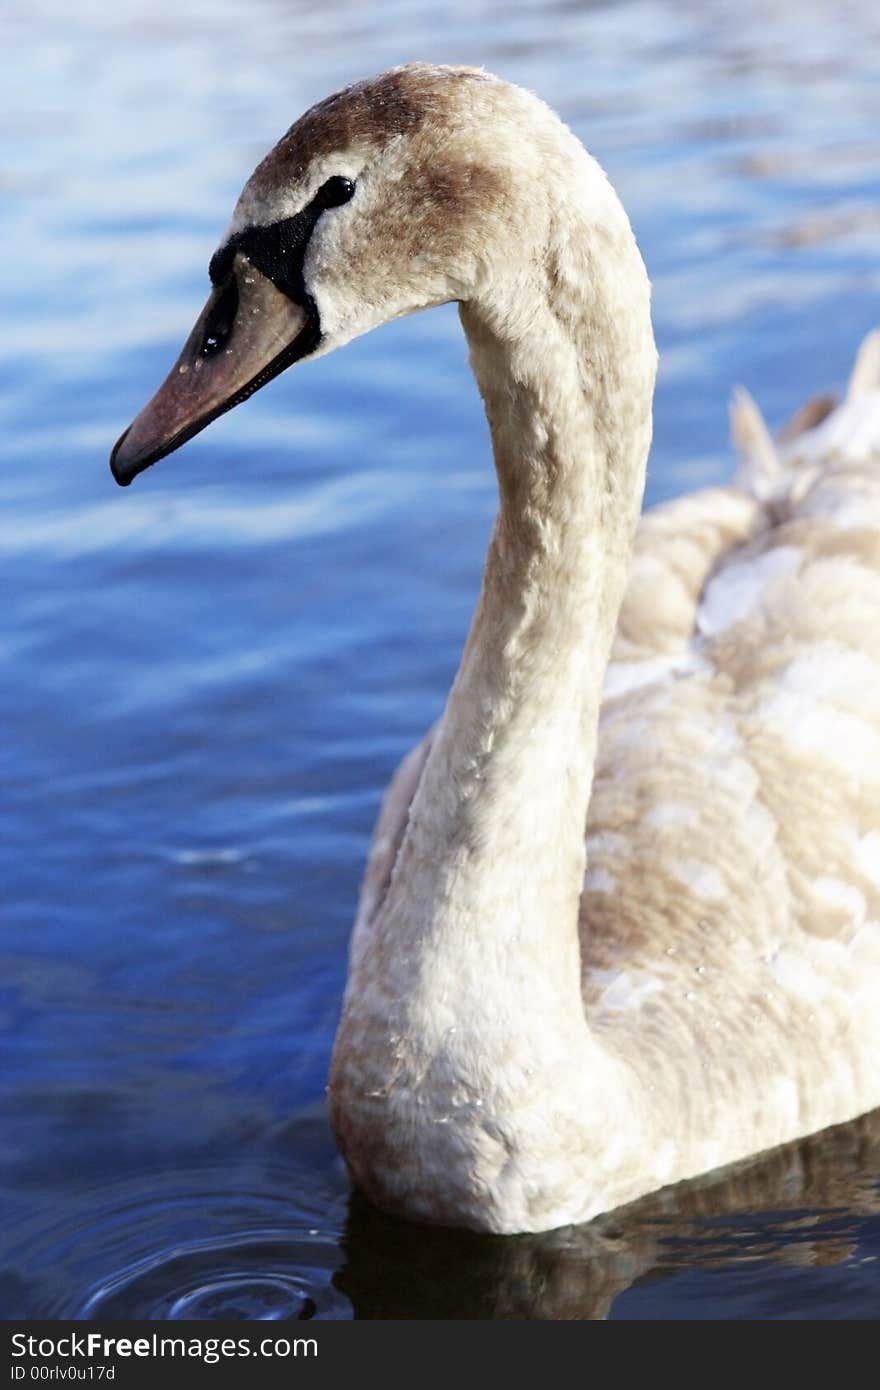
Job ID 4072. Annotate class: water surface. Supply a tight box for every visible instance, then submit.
[3,0,880,1319]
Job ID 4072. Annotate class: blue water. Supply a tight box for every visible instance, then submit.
[3,0,880,1319]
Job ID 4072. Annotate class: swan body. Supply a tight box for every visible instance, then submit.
[110,66,880,1234]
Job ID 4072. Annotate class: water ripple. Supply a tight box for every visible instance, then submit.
[79,1235,350,1321]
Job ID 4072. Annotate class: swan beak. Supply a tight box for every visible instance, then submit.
[110,259,315,486]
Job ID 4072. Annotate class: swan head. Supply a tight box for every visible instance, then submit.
[111,63,571,485]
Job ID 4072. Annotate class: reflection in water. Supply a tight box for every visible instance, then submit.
[3,0,880,1320]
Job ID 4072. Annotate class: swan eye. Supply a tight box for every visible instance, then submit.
[317,175,355,209]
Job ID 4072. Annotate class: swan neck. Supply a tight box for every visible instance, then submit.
[384,195,654,977]
[428,278,654,957]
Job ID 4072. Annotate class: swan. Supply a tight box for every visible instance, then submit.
[110,64,880,1235]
